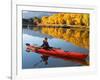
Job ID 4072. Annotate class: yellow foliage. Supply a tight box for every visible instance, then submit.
[41,13,89,27]
[82,14,89,26]
[41,16,48,24]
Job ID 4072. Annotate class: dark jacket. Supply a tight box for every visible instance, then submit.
[41,41,50,47]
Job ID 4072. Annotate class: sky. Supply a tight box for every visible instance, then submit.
[22,11,57,19]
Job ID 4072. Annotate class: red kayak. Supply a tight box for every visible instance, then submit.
[26,43,88,60]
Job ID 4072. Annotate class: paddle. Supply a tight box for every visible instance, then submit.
[26,43,39,46]
[26,43,30,46]
[26,43,61,49]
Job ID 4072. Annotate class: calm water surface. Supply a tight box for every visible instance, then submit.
[22,29,89,69]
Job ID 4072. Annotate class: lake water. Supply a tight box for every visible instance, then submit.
[22,29,89,69]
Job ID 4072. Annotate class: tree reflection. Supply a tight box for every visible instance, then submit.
[41,27,89,49]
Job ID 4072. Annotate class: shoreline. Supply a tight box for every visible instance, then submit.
[23,28,53,39]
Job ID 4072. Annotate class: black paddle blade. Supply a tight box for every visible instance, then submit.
[26,43,30,46]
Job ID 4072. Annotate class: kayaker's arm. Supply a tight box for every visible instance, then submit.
[41,44,44,47]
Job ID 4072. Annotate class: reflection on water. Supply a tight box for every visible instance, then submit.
[41,27,89,49]
[22,29,89,69]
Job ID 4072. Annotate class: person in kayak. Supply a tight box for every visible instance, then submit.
[41,37,52,50]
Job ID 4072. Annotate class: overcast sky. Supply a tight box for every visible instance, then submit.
[22,11,57,19]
